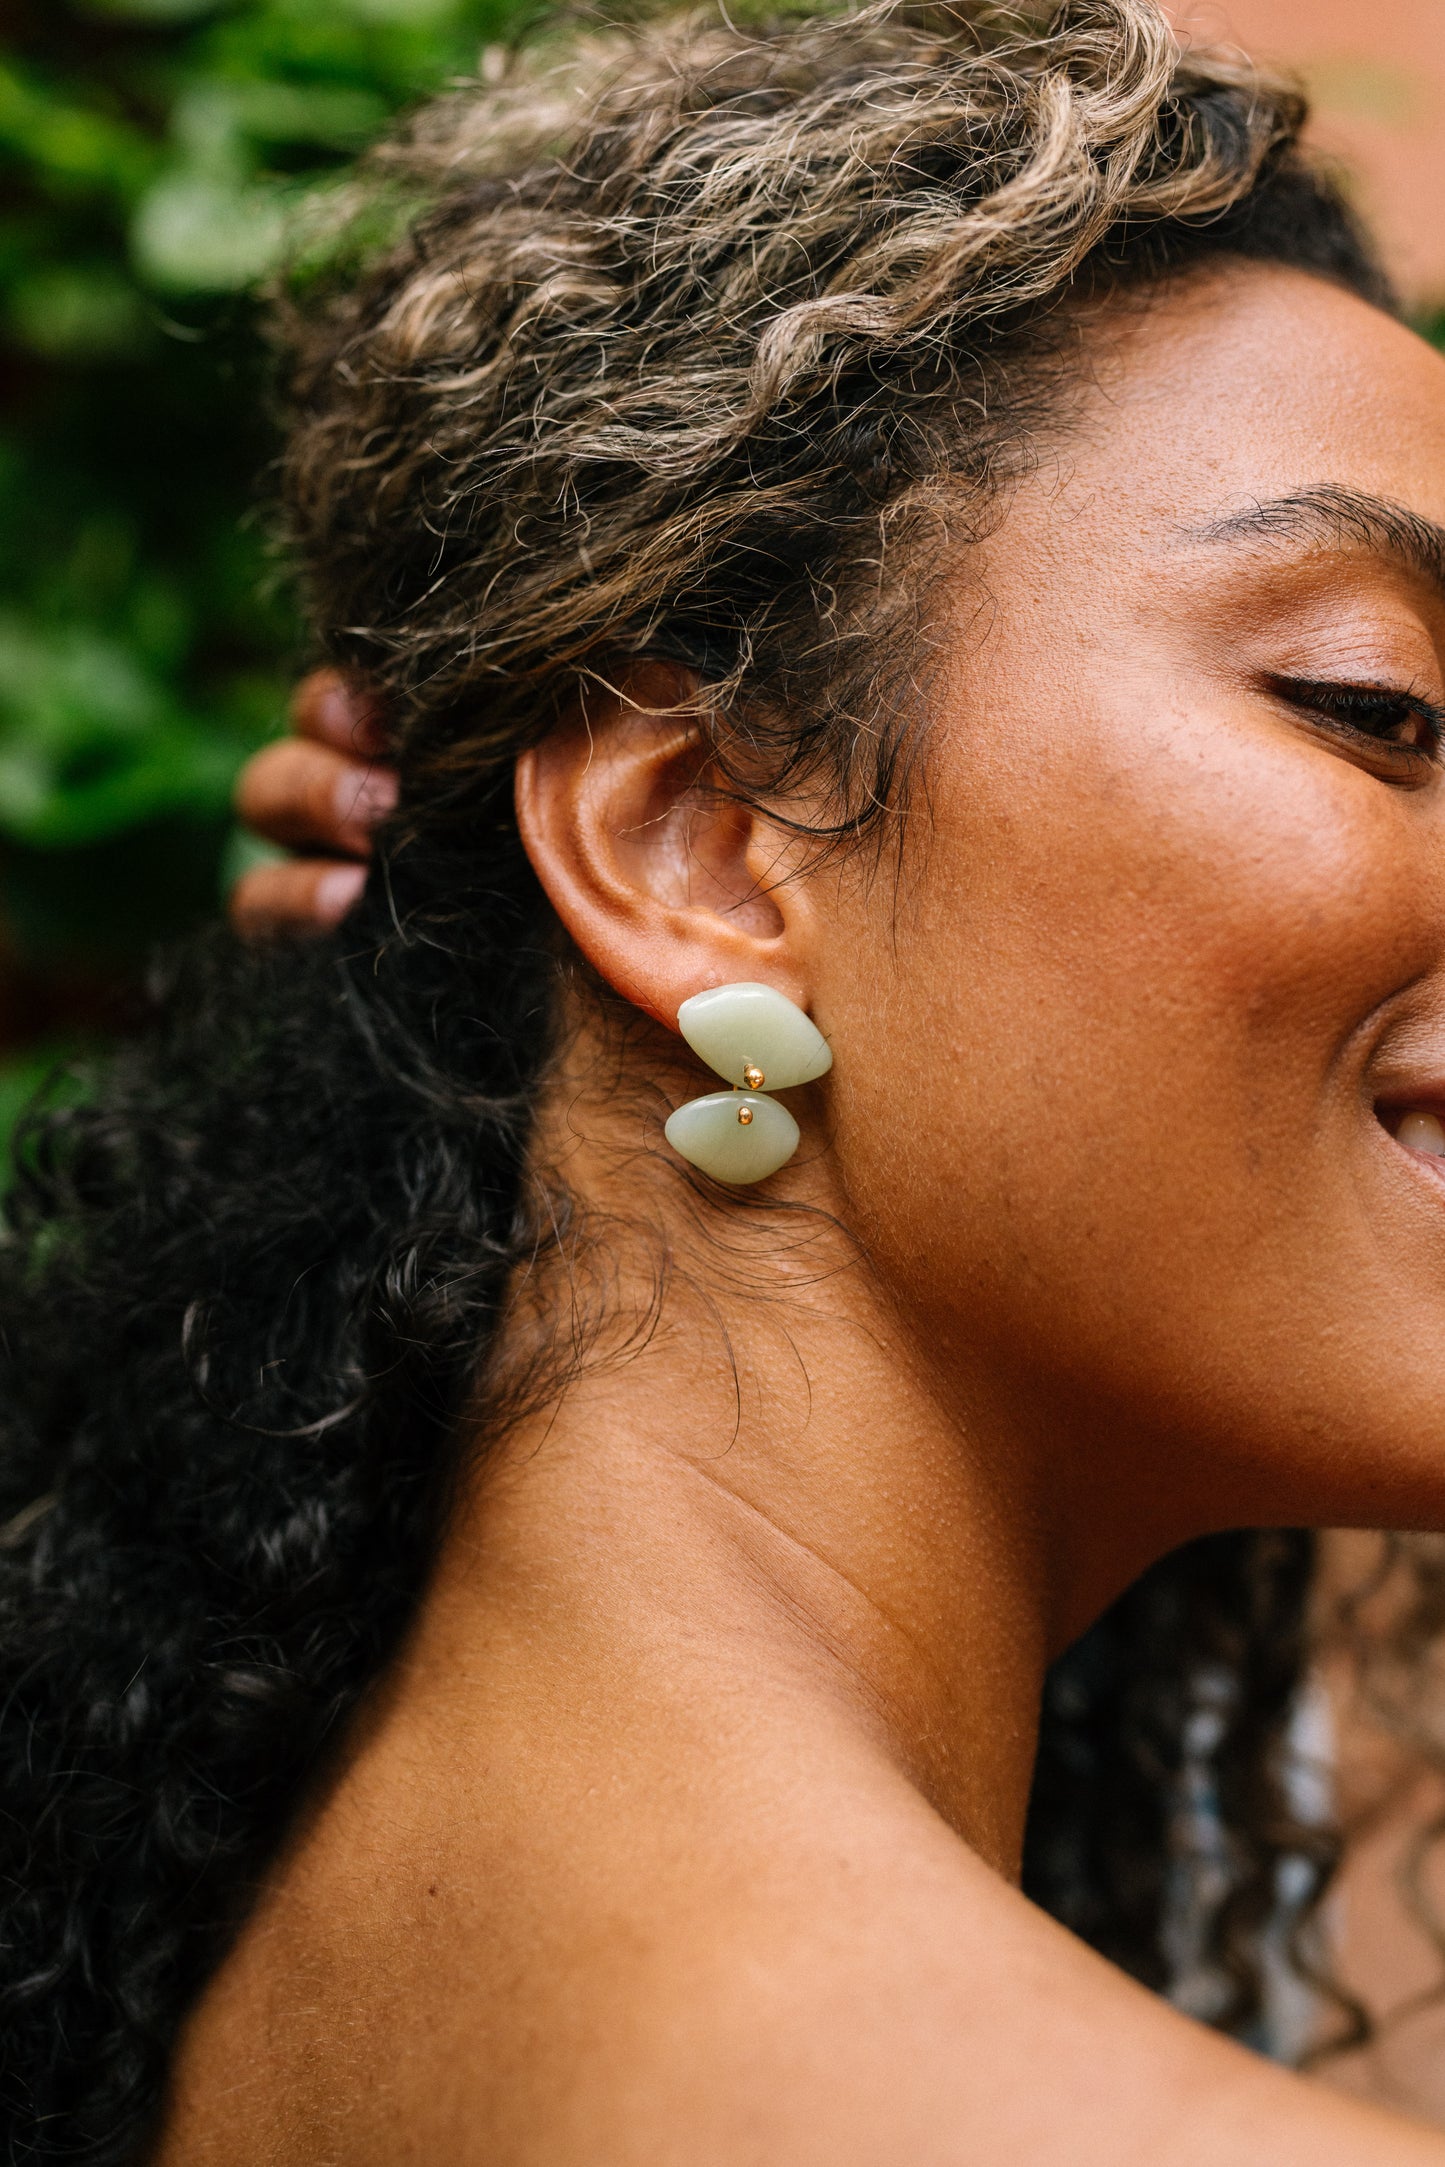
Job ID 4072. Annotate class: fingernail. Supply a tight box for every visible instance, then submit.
[315,677,353,740]
[318,675,387,756]
[337,765,399,829]
[315,864,367,925]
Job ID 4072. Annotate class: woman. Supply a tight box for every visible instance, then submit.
[8,0,1445,2156]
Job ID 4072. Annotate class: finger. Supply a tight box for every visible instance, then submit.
[290,667,390,758]
[229,858,367,938]
[234,738,398,856]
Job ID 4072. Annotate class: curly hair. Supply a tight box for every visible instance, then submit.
[0,2,1397,2157]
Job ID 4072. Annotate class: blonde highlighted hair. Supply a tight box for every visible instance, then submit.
[281,0,1383,842]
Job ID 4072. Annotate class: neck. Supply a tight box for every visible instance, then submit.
[431,1188,1068,1877]
[416,999,1211,1876]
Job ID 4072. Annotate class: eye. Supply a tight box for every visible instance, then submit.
[1265,675,1445,766]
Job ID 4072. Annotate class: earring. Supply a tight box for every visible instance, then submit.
[664,981,832,1184]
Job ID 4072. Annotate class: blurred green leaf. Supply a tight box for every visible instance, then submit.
[332,0,468,22]
[0,0,537,1041]
[8,265,151,357]
[0,62,157,204]
[81,0,224,20]
[0,617,245,844]
[132,171,291,290]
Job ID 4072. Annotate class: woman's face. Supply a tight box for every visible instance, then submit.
[820,265,1445,1580]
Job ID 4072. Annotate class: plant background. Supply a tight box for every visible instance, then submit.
[0,0,529,1118]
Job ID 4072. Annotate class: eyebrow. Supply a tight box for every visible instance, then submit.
[1190,485,1445,603]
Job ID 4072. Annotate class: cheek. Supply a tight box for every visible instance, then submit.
[821,687,1438,1414]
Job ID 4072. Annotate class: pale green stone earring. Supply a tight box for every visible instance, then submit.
[663,981,832,1184]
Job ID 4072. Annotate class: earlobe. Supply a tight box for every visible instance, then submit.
[513,669,816,1033]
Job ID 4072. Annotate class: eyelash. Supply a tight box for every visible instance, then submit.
[1266,675,1445,765]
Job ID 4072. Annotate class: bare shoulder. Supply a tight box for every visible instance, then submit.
[158,1751,1445,2167]
[515,1802,1445,2167]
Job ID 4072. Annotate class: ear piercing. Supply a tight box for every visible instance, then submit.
[663,981,832,1184]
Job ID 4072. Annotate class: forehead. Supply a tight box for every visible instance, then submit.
[1052,265,1445,541]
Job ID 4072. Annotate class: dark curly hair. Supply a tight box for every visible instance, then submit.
[0,0,1396,2156]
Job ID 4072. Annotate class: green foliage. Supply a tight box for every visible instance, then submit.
[0,0,533,982]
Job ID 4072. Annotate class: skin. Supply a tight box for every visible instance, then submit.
[166,262,1445,2163]
[230,672,391,934]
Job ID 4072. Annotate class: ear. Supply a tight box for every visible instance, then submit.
[514,664,821,1032]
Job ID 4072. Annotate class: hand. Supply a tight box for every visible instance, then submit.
[229,669,397,936]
